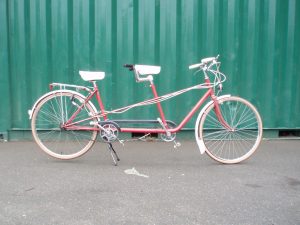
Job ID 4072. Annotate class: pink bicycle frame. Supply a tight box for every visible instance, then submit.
[63,77,231,133]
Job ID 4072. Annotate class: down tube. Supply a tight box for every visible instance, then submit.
[170,89,212,132]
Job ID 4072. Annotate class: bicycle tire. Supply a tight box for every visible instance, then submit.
[31,91,98,159]
[198,96,263,164]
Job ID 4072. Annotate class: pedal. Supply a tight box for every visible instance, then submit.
[118,139,125,146]
[174,140,181,149]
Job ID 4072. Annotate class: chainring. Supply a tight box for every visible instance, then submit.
[100,123,119,142]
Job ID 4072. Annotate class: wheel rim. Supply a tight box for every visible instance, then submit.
[31,92,98,159]
[200,97,262,163]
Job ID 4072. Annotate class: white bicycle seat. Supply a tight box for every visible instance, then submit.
[79,71,105,81]
[135,65,161,75]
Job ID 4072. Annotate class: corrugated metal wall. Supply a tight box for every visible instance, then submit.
[1,0,300,138]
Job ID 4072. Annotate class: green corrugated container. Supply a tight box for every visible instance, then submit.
[0,0,299,140]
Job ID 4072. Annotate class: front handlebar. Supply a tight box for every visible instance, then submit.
[189,55,220,70]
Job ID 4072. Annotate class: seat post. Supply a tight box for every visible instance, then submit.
[150,82,168,127]
[93,81,107,120]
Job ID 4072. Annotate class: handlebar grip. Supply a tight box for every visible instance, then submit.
[189,63,203,70]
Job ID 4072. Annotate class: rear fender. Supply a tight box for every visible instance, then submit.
[194,95,231,154]
[28,90,99,120]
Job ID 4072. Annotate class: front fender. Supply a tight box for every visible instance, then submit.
[194,95,231,154]
[28,90,99,120]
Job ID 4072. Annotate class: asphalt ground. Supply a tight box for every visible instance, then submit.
[0,140,299,225]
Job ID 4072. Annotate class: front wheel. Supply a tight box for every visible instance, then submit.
[31,91,99,159]
[198,96,263,164]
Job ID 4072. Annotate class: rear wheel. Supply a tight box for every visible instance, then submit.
[31,91,98,159]
[198,96,263,164]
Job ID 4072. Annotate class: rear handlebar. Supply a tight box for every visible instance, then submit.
[123,64,153,83]
[123,64,134,71]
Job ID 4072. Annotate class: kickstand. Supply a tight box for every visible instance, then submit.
[107,143,120,166]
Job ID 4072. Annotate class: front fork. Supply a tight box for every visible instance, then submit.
[204,75,233,131]
[211,95,234,131]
